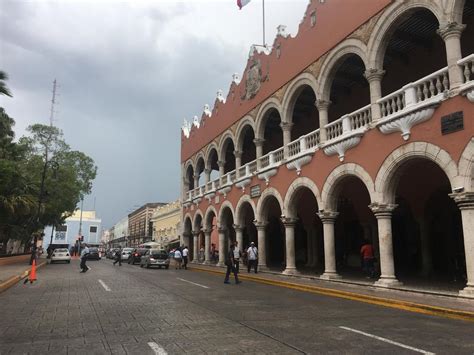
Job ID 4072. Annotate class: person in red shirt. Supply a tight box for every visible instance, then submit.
[360,240,376,279]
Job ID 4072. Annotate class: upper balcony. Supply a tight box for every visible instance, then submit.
[181,1,474,205]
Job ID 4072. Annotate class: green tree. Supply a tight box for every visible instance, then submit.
[0,71,12,97]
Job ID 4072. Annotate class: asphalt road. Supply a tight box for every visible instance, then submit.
[1,258,473,354]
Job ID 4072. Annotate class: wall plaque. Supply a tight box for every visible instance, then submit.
[250,185,261,198]
[441,111,463,135]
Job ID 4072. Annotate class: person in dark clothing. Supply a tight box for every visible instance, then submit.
[113,247,122,266]
[224,244,241,285]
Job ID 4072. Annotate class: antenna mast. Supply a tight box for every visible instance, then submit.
[49,79,58,127]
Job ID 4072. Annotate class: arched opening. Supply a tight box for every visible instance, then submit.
[262,109,283,155]
[221,137,236,174]
[333,176,377,279]
[238,202,257,251]
[195,157,205,187]
[328,54,369,123]
[207,147,219,182]
[183,216,193,254]
[261,196,284,269]
[288,187,323,273]
[391,159,465,289]
[205,210,218,264]
[220,207,235,253]
[185,165,194,192]
[380,9,444,96]
[240,125,256,165]
[461,0,474,57]
[290,86,319,140]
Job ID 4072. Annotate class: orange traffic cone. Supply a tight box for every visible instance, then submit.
[29,258,37,283]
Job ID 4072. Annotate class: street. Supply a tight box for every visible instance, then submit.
[1,259,473,354]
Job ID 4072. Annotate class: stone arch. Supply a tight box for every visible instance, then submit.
[317,38,369,101]
[235,195,257,226]
[445,0,465,23]
[284,177,322,219]
[193,210,204,231]
[374,142,458,204]
[204,205,218,230]
[205,142,219,165]
[255,98,283,139]
[321,163,376,211]
[218,130,236,162]
[183,213,193,233]
[256,187,285,222]
[281,72,319,124]
[184,159,194,175]
[218,200,235,227]
[235,115,256,152]
[367,0,445,70]
[458,138,474,192]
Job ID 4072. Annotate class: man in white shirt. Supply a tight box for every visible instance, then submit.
[246,242,258,274]
[182,246,189,270]
[174,248,182,269]
[80,244,90,273]
[233,240,241,273]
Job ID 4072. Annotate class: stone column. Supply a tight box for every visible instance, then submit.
[315,100,331,143]
[234,150,242,178]
[234,225,244,253]
[217,160,225,177]
[450,192,474,298]
[204,168,211,185]
[203,229,211,264]
[217,227,226,267]
[364,68,385,122]
[369,203,402,287]
[193,174,199,189]
[282,218,298,275]
[192,231,199,262]
[253,138,265,170]
[254,221,267,270]
[317,211,340,279]
[437,22,466,89]
[280,122,293,159]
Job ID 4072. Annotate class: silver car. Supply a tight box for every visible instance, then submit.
[50,248,71,264]
[140,249,170,269]
[121,248,134,261]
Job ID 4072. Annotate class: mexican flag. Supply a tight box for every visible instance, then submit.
[237,0,251,10]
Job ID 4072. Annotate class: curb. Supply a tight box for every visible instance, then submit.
[189,265,474,323]
[0,261,47,294]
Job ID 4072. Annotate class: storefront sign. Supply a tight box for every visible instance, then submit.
[250,185,261,198]
[441,111,463,135]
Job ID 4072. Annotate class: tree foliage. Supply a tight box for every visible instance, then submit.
[0,72,98,252]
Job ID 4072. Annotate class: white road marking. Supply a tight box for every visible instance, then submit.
[177,278,210,289]
[339,326,435,355]
[98,279,111,291]
[148,341,168,355]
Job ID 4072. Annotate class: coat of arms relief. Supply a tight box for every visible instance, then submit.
[241,58,266,100]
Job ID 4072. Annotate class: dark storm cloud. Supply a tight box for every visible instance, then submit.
[0,0,308,228]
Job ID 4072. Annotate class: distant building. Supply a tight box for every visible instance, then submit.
[43,210,102,249]
[110,216,128,247]
[128,203,166,247]
[150,200,181,250]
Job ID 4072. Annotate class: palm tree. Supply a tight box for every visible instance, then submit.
[0,71,12,97]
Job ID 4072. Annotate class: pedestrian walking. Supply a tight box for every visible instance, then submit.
[247,242,258,273]
[360,240,376,279]
[80,244,90,273]
[113,246,122,266]
[174,248,183,269]
[233,240,241,273]
[224,244,241,284]
[182,246,189,270]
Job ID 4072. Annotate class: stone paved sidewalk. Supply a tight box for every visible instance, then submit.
[0,257,47,290]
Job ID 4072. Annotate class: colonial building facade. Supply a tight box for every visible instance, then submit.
[150,200,181,250]
[180,0,474,297]
[128,203,165,247]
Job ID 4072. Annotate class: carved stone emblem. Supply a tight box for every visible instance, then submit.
[242,59,263,100]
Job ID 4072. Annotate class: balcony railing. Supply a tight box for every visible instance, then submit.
[184,55,473,203]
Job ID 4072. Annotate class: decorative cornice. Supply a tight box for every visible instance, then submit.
[317,211,339,223]
[364,68,385,83]
[368,203,398,217]
[281,217,298,226]
[437,22,466,40]
[315,99,331,111]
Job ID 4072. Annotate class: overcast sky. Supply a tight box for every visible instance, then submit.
[0,0,308,229]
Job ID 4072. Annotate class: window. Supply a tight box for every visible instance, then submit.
[90,226,98,233]
[56,225,67,232]
[310,11,317,27]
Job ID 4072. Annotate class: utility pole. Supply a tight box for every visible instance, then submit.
[49,79,58,127]
[77,198,84,256]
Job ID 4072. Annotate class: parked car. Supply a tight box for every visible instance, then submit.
[50,248,71,264]
[128,248,148,265]
[106,248,117,259]
[87,247,101,260]
[121,248,134,261]
[140,249,170,269]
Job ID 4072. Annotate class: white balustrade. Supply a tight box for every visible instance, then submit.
[348,104,372,130]
[288,140,301,157]
[458,54,474,83]
[273,147,284,163]
[378,88,405,118]
[412,67,449,103]
[325,119,343,140]
[304,129,320,149]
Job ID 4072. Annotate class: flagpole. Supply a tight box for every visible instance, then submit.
[262,0,266,46]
